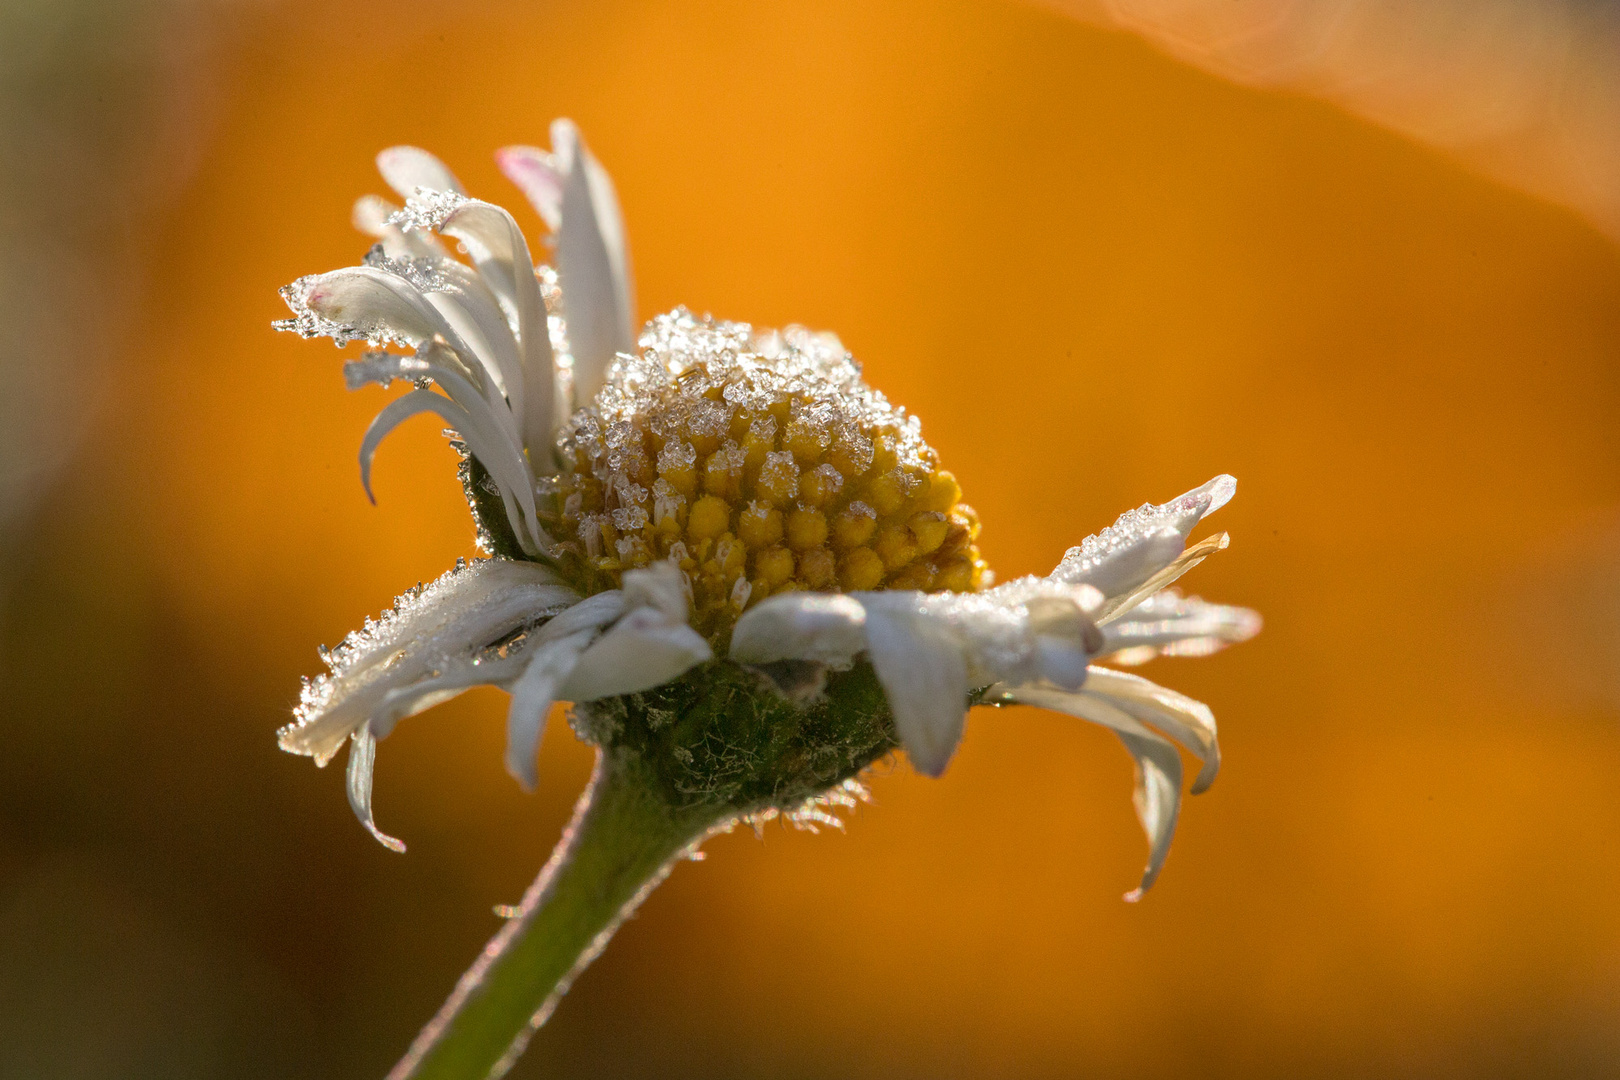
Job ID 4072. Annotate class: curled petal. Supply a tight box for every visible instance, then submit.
[437,199,555,460]
[1078,667,1221,794]
[1118,730,1184,901]
[862,604,969,777]
[552,119,636,408]
[426,260,526,414]
[505,628,598,791]
[377,145,465,199]
[346,723,405,852]
[730,593,868,666]
[278,559,577,766]
[277,266,447,348]
[559,608,713,701]
[1051,475,1236,606]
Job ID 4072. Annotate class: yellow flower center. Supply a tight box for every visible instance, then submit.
[539,311,986,638]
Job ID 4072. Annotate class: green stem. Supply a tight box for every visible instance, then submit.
[388,746,730,1080]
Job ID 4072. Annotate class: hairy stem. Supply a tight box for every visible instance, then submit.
[388,746,729,1080]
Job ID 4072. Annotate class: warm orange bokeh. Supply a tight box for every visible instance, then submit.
[4,0,1620,1076]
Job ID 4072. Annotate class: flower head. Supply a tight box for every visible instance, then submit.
[275,120,1258,897]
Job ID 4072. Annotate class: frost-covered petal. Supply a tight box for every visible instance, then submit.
[1097,531,1230,624]
[377,145,465,199]
[1080,667,1221,794]
[278,559,577,766]
[346,722,405,853]
[436,200,555,460]
[505,627,597,791]
[729,593,868,666]
[277,266,447,348]
[347,344,516,459]
[857,578,1103,691]
[862,603,969,777]
[559,607,712,702]
[496,144,563,230]
[1101,589,1263,662]
[353,194,446,260]
[357,246,525,422]
[1050,475,1236,607]
[552,119,636,408]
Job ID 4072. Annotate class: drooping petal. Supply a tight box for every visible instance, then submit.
[345,723,405,852]
[354,387,524,548]
[552,119,636,408]
[861,602,969,777]
[1050,475,1236,606]
[1079,666,1221,794]
[505,627,598,791]
[729,593,868,666]
[495,144,563,229]
[559,607,713,701]
[1117,729,1184,901]
[1100,589,1263,662]
[278,559,577,766]
[377,145,465,199]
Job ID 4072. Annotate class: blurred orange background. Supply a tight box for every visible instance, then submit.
[4,0,1620,1077]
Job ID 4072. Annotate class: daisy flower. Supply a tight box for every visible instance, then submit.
[276,119,1259,1079]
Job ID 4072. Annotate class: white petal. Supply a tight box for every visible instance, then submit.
[535,589,628,639]
[729,593,868,666]
[620,561,691,624]
[1097,532,1228,624]
[496,144,563,230]
[1117,729,1184,901]
[859,579,1103,690]
[377,145,465,199]
[1050,475,1237,605]
[420,260,527,415]
[862,603,969,777]
[1077,666,1221,794]
[552,119,636,407]
[279,266,443,348]
[346,723,405,852]
[505,627,597,791]
[437,200,556,461]
[558,607,713,701]
[1100,589,1262,661]
[278,560,577,765]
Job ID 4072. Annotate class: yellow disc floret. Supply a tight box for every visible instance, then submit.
[539,310,987,638]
